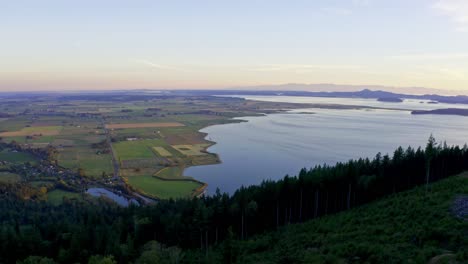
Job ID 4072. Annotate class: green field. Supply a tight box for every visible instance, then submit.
[0,149,37,164]
[4,135,56,144]
[126,175,201,199]
[29,180,54,187]
[0,172,22,183]
[0,126,63,137]
[57,147,113,178]
[114,139,165,160]
[47,189,82,205]
[54,125,113,178]
[154,167,187,180]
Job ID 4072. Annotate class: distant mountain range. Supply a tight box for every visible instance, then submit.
[182,88,468,105]
[228,83,468,96]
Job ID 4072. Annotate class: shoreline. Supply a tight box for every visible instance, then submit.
[178,98,430,196]
[180,106,319,195]
[126,98,415,199]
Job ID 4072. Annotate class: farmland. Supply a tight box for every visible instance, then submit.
[172,144,210,156]
[126,175,202,199]
[0,149,37,164]
[105,122,184,129]
[0,92,315,201]
[0,125,63,137]
[114,139,174,160]
[47,189,82,205]
[153,146,172,157]
[0,172,22,183]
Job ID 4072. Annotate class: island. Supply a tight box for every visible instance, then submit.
[377,97,403,103]
[411,108,468,117]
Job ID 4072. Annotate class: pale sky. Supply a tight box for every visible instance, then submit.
[1,0,468,92]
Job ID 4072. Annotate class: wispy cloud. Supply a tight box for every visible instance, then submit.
[433,0,468,32]
[134,59,181,71]
[389,53,468,60]
[248,64,362,72]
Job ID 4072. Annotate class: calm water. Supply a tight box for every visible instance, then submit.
[185,96,468,195]
[87,188,138,206]
[229,95,468,111]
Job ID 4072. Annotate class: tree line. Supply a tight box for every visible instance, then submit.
[1,136,468,263]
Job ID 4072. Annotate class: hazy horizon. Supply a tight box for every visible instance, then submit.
[1,83,467,96]
[1,0,468,92]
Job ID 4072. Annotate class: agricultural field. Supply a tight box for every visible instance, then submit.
[106,122,184,129]
[0,92,311,201]
[57,146,113,178]
[126,174,202,199]
[0,149,37,164]
[0,172,22,183]
[29,180,54,188]
[172,144,210,156]
[47,189,83,205]
[155,167,188,180]
[54,125,113,178]
[0,126,62,137]
[114,139,172,160]
[153,146,172,157]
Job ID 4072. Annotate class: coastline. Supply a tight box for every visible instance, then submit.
[178,98,428,196]
[180,108,306,196]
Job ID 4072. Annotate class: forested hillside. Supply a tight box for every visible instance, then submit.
[2,136,468,263]
[194,172,468,263]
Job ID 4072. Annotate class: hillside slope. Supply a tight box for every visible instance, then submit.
[202,173,468,263]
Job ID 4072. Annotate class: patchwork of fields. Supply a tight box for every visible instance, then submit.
[0,94,303,201]
[113,135,215,198]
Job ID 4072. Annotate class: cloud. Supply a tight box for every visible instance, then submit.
[433,0,468,32]
[389,53,468,60]
[248,64,362,72]
[134,59,180,71]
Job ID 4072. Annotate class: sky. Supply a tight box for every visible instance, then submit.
[1,0,468,93]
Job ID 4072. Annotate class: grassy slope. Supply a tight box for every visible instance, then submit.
[211,173,468,264]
